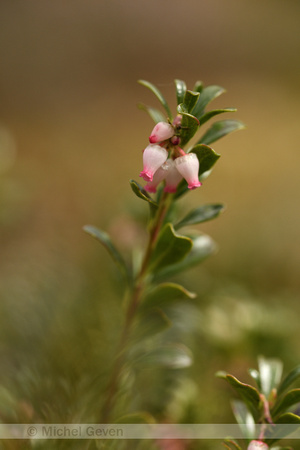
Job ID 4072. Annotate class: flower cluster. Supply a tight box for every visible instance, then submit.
[139,121,202,193]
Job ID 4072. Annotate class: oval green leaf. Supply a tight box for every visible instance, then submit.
[231,400,256,440]
[177,104,200,147]
[182,90,200,114]
[174,79,186,105]
[138,103,166,124]
[140,282,196,312]
[274,412,300,424]
[258,356,283,398]
[175,203,224,229]
[193,80,204,93]
[216,372,261,416]
[199,108,237,126]
[248,368,262,391]
[148,223,193,273]
[192,85,226,119]
[278,364,300,396]
[190,144,221,175]
[154,233,216,280]
[265,412,300,445]
[272,389,300,418]
[130,179,158,208]
[138,79,173,120]
[83,225,128,280]
[197,119,245,145]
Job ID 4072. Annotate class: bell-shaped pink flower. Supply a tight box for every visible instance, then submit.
[149,122,174,144]
[139,144,168,182]
[163,160,183,193]
[144,164,168,193]
[175,153,202,190]
[248,441,269,450]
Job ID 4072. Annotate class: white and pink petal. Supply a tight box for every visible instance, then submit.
[163,160,183,193]
[149,122,174,144]
[175,153,201,190]
[139,144,168,182]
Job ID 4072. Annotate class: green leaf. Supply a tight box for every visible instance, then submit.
[132,308,171,341]
[174,79,186,105]
[193,80,204,93]
[258,356,283,398]
[174,144,220,198]
[182,90,200,114]
[175,204,224,229]
[177,104,200,146]
[272,389,300,418]
[190,144,221,175]
[265,412,300,445]
[278,364,300,396]
[154,233,216,280]
[138,79,173,120]
[129,180,158,209]
[192,85,226,119]
[216,372,261,416]
[140,282,196,312]
[148,223,192,272]
[199,108,237,126]
[198,119,245,145]
[274,411,300,424]
[134,343,193,369]
[231,400,256,440]
[138,103,166,124]
[83,225,128,279]
[248,368,262,391]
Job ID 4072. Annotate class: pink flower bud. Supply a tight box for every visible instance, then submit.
[144,164,168,193]
[163,160,183,193]
[175,153,202,190]
[247,441,269,450]
[139,144,168,182]
[149,122,175,144]
[170,135,180,146]
[173,115,182,128]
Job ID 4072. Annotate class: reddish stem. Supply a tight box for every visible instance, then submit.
[100,191,172,422]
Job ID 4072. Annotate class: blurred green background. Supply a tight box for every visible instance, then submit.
[0,0,300,445]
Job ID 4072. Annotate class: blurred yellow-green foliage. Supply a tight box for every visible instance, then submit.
[0,0,300,447]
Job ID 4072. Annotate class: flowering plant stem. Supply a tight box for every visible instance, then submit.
[101,191,173,423]
[83,78,245,427]
[140,191,172,275]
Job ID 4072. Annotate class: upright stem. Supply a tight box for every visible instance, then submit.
[139,191,171,277]
[100,191,172,423]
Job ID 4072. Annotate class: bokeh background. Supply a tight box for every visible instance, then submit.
[0,0,300,446]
